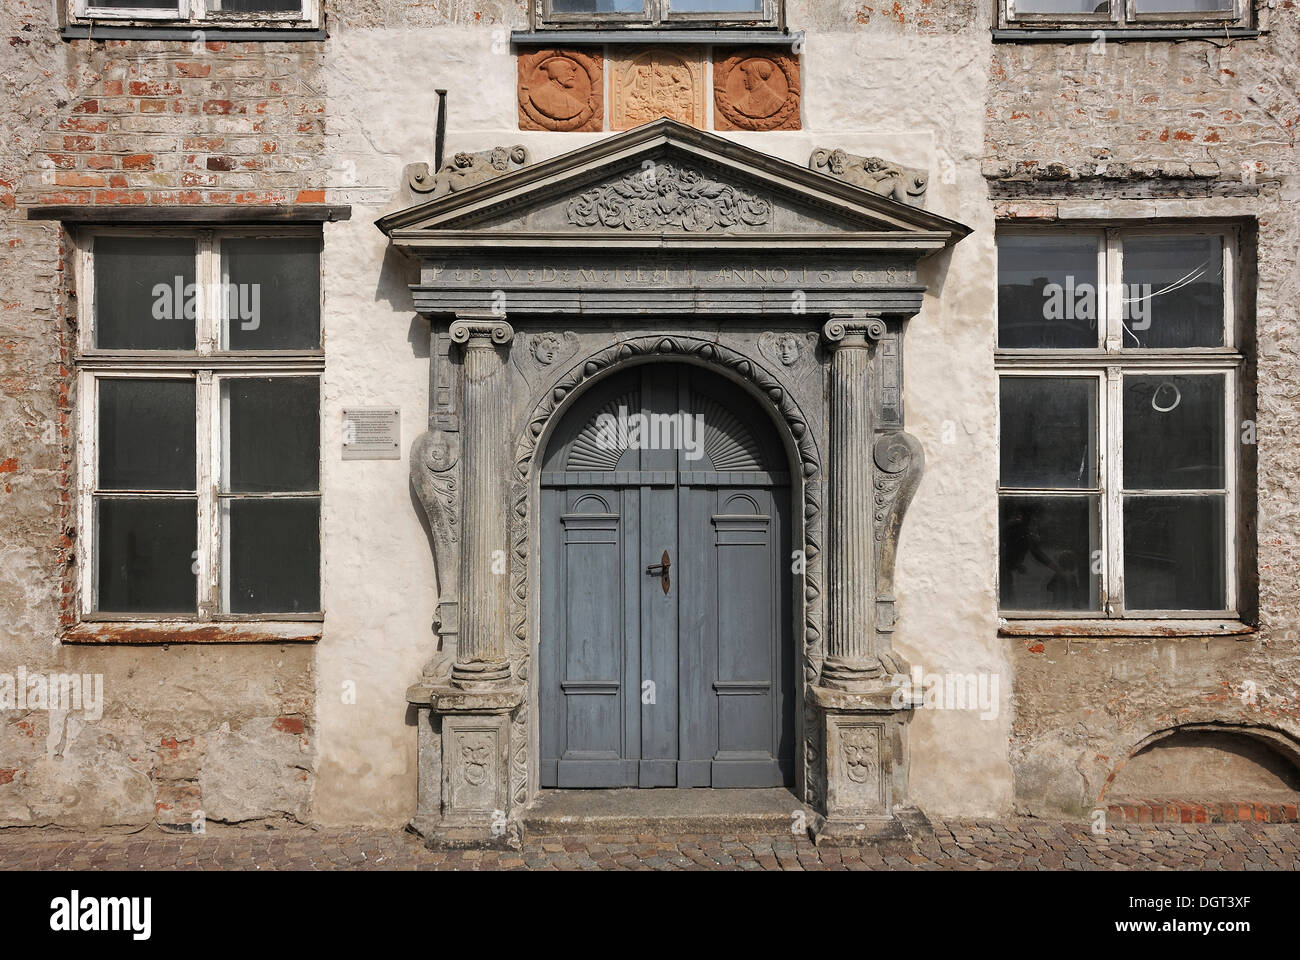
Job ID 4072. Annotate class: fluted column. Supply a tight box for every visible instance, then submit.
[448,315,514,689]
[820,313,887,691]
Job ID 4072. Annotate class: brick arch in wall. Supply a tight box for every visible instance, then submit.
[1099,722,1300,824]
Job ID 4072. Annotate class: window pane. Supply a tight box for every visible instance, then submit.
[1121,235,1224,348]
[221,236,320,350]
[98,379,196,490]
[1014,0,1110,13]
[670,0,763,11]
[210,0,301,10]
[1134,0,1232,11]
[96,497,196,613]
[550,0,645,11]
[1123,375,1225,490]
[225,498,320,613]
[223,377,319,493]
[1124,495,1225,610]
[86,0,180,7]
[997,234,1100,348]
[94,237,196,350]
[999,495,1101,611]
[1000,377,1098,488]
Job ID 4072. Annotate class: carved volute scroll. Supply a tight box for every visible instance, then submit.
[872,430,925,677]
[408,146,530,197]
[810,148,928,207]
[411,429,461,668]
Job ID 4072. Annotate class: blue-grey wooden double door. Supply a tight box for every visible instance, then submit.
[539,364,794,788]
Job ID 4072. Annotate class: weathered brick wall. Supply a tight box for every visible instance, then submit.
[0,5,316,830]
[987,7,1300,815]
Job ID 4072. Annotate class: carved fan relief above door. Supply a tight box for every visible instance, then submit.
[539,363,795,788]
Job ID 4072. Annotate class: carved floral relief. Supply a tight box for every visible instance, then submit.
[565,162,773,232]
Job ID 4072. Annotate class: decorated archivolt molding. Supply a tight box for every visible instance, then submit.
[408,146,530,197]
[566,162,773,232]
[809,148,928,207]
[508,335,826,808]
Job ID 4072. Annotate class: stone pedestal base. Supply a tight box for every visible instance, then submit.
[811,683,927,846]
[407,682,524,849]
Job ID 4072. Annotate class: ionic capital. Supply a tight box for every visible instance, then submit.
[822,313,886,349]
[449,315,514,348]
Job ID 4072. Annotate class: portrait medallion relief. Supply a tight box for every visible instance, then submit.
[714,48,801,131]
[611,48,706,131]
[518,48,603,132]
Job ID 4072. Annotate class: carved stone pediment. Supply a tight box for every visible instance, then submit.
[810,148,929,207]
[379,119,967,248]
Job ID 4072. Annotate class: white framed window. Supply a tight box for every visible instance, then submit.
[74,227,323,621]
[1001,0,1248,29]
[72,0,318,26]
[995,225,1244,619]
[538,0,780,28]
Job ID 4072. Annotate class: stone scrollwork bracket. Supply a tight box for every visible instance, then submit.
[809,147,928,207]
[872,430,925,678]
[407,145,530,198]
[412,428,461,678]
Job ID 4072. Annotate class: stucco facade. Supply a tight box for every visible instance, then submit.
[0,0,1296,834]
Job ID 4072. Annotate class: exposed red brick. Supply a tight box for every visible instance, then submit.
[273,716,305,735]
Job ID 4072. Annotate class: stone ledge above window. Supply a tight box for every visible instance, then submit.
[999,618,1256,639]
[63,621,322,644]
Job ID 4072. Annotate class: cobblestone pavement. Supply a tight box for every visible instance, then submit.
[0,819,1297,870]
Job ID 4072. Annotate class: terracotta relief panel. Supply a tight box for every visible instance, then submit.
[610,47,707,131]
[518,48,603,132]
[713,48,801,132]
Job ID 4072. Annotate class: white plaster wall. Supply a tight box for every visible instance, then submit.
[312,26,1009,824]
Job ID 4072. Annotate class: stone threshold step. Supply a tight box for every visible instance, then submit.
[521,787,809,837]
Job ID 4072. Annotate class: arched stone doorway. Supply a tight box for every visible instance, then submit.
[537,362,796,788]
[385,119,971,846]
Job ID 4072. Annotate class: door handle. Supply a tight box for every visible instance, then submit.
[645,550,671,595]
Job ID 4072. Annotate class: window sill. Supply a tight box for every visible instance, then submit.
[1000,618,1255,639]
[63,621,322,644]
[63,24,325,42]
[511,28,801,46]
[993,27,1259,43]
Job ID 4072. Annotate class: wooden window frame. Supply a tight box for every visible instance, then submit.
[1000,0,1248,30]
[73,226,324,627]
[71,0,319,28]
[535,0,781,30]
[996,223,1244,622]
